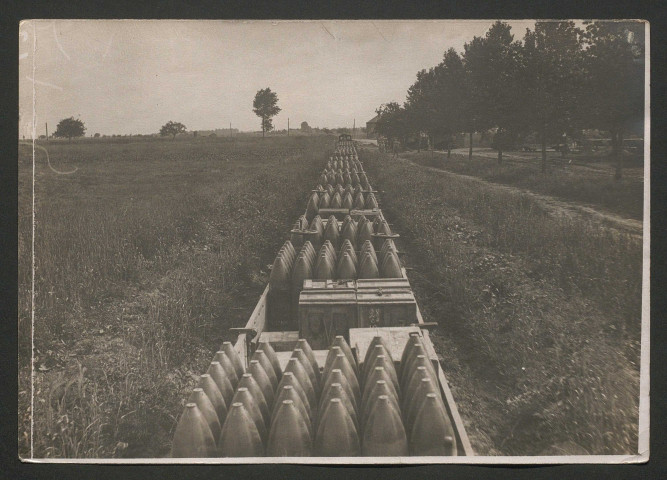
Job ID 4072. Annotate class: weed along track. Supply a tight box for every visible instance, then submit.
[170,136,473,459]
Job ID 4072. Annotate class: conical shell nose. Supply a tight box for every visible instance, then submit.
[231,387,267,444]
[296,339,321,387]
[274,384,313,437]
[207,361,235,407]
[314,251,335,280]
[400,332,424,370]
[284,357,317,409]
[337,252,357,280]
[331,335,358,375]
[319,191,331,208]
[219,402,265,457]
[292,254,313,293]
[306,192,319,220]
[238,373,270,427]
[318,381,359,432]
[358,252,379,279]
[301,241,317,265]
[321,368,358,414]
[323,354,360,404]
[276,371,312,418]
[361,379,400,431]
[267,400,312,457]
[248,359,276,409]
[404,376,442,434]
[340,222,358,250]
[361,395,408,456]
[363,336,391,367]
[353,192,365,209]
[401,354,437,393]
[257,341,283,382]
[291,348,320,394]
[315,398,360,456]
[361,239,377,262]
[269,254,292,291]
[323,216,340,250]
[363,366,399,409]
[381,250,402,278]
[339,239,358,264]
[171,403,217,457]
[251,349,279,390]
[198,374,228,425]
[357,220,374,247]
[213,350,240,389]
[222,342,245,378]
[365,193,378,209]
[363,354,399,395]
[187,388,221,442]
[409,393,457,456]
[342,192,354,209]
[330,191,342,208]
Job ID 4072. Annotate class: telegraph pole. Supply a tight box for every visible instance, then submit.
[288,118,290,137]
[230,122,232,137]
[353,119,355,139]
[45,122,48,141]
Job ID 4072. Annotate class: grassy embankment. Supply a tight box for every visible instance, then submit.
[18,135,329,458]
[363,149,642,455]
[407,150,643,220]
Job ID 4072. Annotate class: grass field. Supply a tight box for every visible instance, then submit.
[407,150,644,220]
[18,135,330,458]
[363,148,642,455]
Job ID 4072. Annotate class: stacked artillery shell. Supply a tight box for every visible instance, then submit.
[172,140,459,458]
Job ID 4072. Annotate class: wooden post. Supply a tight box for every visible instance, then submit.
[45,122,48,141]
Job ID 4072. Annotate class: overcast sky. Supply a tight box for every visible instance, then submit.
[18,20,536,137]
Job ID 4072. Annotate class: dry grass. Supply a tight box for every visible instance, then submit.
[364,149,642,455]
[409,151,644,220]
[18,135,329,458]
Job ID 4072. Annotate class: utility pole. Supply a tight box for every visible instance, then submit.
[45,122,48,141]
[288,118,290,137]
[230,122,232,137]
[353,119,355,139]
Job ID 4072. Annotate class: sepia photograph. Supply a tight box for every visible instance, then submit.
[17,19,649,463]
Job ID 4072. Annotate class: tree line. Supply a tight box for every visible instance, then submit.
[374,21,644,179]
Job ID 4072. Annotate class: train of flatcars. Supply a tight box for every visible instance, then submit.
[170,135,473,459]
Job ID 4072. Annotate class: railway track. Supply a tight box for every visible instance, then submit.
[169,135,473,459]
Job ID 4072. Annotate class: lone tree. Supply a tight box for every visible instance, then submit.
[160,121,187,139]
[53,117,86,141]
[300,121,312,133]
[253,88,281,137]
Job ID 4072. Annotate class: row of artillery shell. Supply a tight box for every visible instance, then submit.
[291,213,391,251]
[172,334,457,457]
[269,235,402,292]
[307,189,377,216]
[315,173,371,191]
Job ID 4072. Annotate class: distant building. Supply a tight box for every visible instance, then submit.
[366,114,380,138]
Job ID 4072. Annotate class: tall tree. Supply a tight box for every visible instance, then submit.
[253,88,281,137]
[581,21,644,180]
[522,21,585,173]
[463,21,524,164]
[159,121,187,139]
[53,117,86,141]
[374,102,408,147]
[432,48,467,159]
[404,68,438,151]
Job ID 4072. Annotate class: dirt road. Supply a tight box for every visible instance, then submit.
[399,154,643,238]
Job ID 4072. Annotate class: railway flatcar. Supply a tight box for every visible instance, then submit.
[170,138,473,459]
